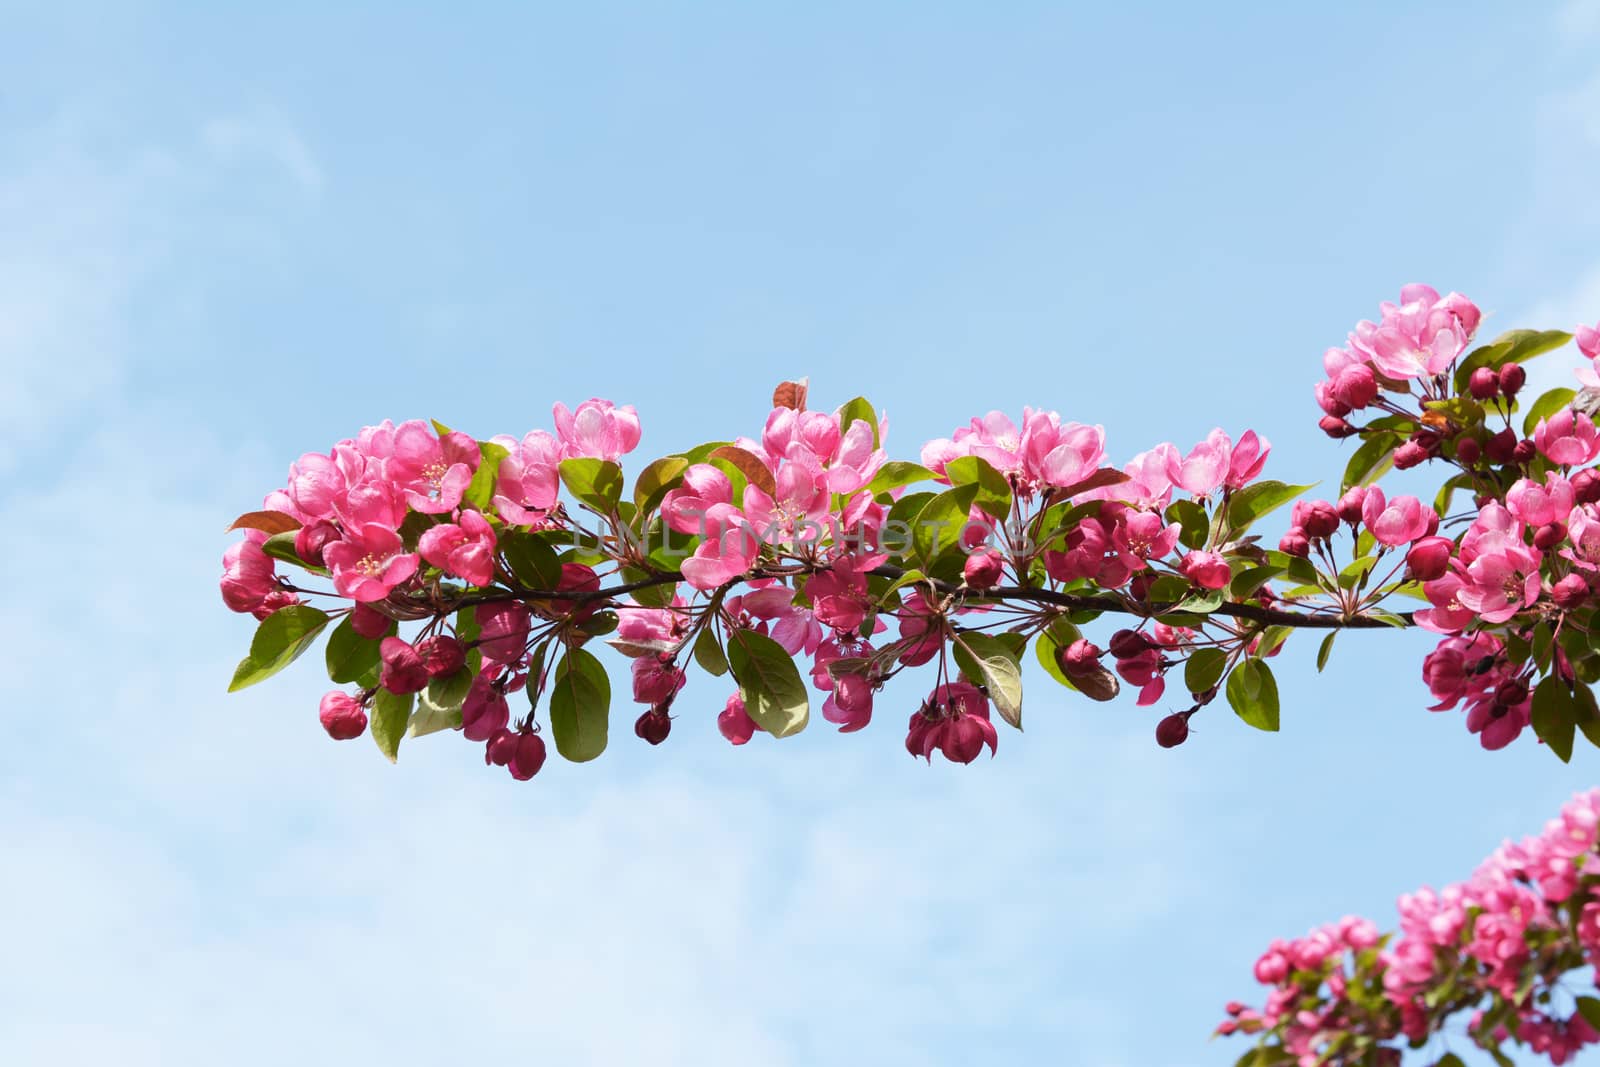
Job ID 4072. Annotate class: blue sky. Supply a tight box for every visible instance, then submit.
[3,3,1600,1064]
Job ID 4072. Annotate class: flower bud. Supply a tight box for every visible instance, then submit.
[415,635,466,677]
[1575,469,1600,505]
[508,731,548,780]
[1319,415,1357,439]
[1405,536,1453,581]
[351,602,391,639]
[1454,436,1481,466]
[484,727,518,766]
[1178,550,1231,590]
[1512,438,1536,464]
[1294,500,1340,539]
[1336,486,1368,525]
[1108,629,1152,659]
[1392,440,1430,470]
[1155,711,1191,748]
[1493,678,1529,708]
[1332,366,1377,409]
[379,637,430,694]
[1485,427,1519,464]
[1554,573,1590,610]
[1468,366,1500,400]
[318,691,368,740]
[295,520,341,566]
[718,694,759,746]
[963,549,1004,590]
[1278,528,1311,557]
[1128,573,1155,601]
[1533,522,1568,551]
[1315,381,1351,418]
[1498,363,1527,398]
[634,708,672,745]
[1058,638,1120,702]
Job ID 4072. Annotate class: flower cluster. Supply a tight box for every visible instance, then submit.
[1224,789,1600,1065]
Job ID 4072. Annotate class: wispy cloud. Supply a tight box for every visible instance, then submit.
[202,107,324,194]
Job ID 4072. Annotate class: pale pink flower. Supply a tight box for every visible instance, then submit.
[1505,474,1575,528]
[491,430,562,525]
[1415,572,1473,634]
[417,509,498,587]
[323,523,419,602]
[762,407,840,465]
[1360,488,1433,546]
[1456,543,1543,623]
[679,503,758,590]
[1576,320,1599,361]
[1165,430,1232,496]
[744,463,830,546]
[553,398,641,461]
[1360,285,1480,380]
[824,416,886,495]
[385,420,481,515]
[1019,412,1106,490]
[1225,430,1270,489]
[661,463,734,535]
[1535,407,1600,466]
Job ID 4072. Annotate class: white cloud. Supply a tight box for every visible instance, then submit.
[202,107,324,194]
[1557,0,1600,41]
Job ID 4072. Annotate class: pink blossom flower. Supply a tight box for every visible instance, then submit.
[1505,474,1575,527]
[385,420,481,515]
[220,533,283,617]
[1165,430,1232,496]
[661,464,734,535]
[1112,509,1181,571]
[1576,320,1599,363]
[824,414,887,495]
[1360,285,1480,380]
[1225,430,1271,489]
[1179,550,1231,590]
[726,585,822,656]
[379,637,430,694]
[335,477,409,530]
[553,398,641,461]
[906,680,995,764]
[285,445,363,522]
[718,693,761,745]
[1415,572,1473,634]
[323,523,420,602]
[762,407,841,466]
[744,462,830,546]
[318,691,368,740]
[461,674,510,742]
[491,430,562,525]
[1455,542,1543,623]
[417,509,498,587]
[1360,488,1433,547]
[476,602,531,668]
[680,503,759,590]
[1535,407,1600,466]
[1019,412,1106,490]
[805,557,873,632]
[508,731,547,780]
[631,653,686,706]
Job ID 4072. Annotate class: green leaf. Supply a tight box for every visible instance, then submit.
[1166,498,1209,550]
[1531,676,1576,763]
[259,529,327,575]
[727,628,809,738]
[1229,565,1282,600]
[912,484,981,565]
[371,689,413,762]
[325,615,387,685]
[229,605,332,692]
[1522,387,1577,437]
[633,456,690,515]
[954,632,1023,729]
[410,686,463,738]
[464,440,511,511]
[1184,647,1227,695]
[866,460,935,496]
[1035,618,1082,689]
[693,627,729,677]
[1316,632,1337,672]
[1434,1055,1466,1067]
[1225,659,1280,732]
[558,457,625,513]
[549,646,611,762]
[426,668,472,712]
[501,530,564,590]
[836,396,880,448]
[944,455,1012,521]
[1575,996,1600,1031]
[1341,433,1398,492]
[1226,480,1316,531]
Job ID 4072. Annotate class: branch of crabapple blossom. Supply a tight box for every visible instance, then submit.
[221,287,1600,780]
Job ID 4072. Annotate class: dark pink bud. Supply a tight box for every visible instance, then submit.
[1336,487,1368,525]
[1498,363,1526,398]
[1455,436,1481,466]
[415,635,466,677]
[1534,523,1567,551]
[1575,469,1600,505]
[1493,678,1529,707]
[1155,712,1191,748]
[1294,500,1340,539]
[940,714,988,764]
[508,731,548,780]
[1332,366,1377,409]
[1319,415,1357,439]
[1485,428,1518,464]
[1512,438,1536,464]
[963,549,1004,590]
[379,637,430,694]
[1392,440,1430,470]
[1108,629,1152,659]
[1179,550,1231,590]
[1278,528,1311,557]
[461,675,510,742]
[1059,639,1120,702]
[318,691,368,740]
[634,708,672,745]
[485,727,518,766]
[1468,366,1500,400]
[1315,380,1351,418]
[1063,638,1103,668]
[1215,1021,1238,1037]
[295,520,341,566]
[1554,574,1590,610]
[1405,537,1453,581]
[351,602,391,639]
[1128,573,1155,601]
[1225,1001,1246,1017]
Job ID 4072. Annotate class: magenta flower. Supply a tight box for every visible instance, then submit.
[744,462,830,546]
[1415,573,1473,634]
[805,558,873,632]
[491,430,562,526]
[507,731,548,780]
[318,691,368,740]
[717,693,761,745]
[476,602,531,669]
[553,398,641,461]
[220,533,280,616]
[1179,550,1231,590]
[1112,509,1180,571]
[679,503,759,590]
[418,509,498,587]
[727,585,822,656]
[323,523,419,602]
[461,674,510,742]
[1455,543,1542,623]
[1360,488,1433,547]
[335,477,408,530]
[1225,429,1271,489]
[631,653,686,706]
[1534,407,1600,467]
[661,463,734,535]
[1165,430,1232,496]
[1505,474,1575,528]
[285,445,362,522]
[378,637,430,695]
[385,420,481,515]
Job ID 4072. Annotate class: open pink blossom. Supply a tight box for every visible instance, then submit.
[1225,430,1270,489]
[744,463,830,546]
[417,509,498,587]
[1505,474,1575,528]
[553,398,641,461]
[661,463,734,536]
[679,503,759,590]
[1112,509,1181,571]
[285,445,363,522]
[385,421,481,514]
[762,407,840,466]
[491,429,562,525]
[1360,285,1480,380]
[1534,407,1600,467]
[1020,412,1106,490]
[1360,488,1433,547]
[1455,543,1543,623]
[1576,320,1599,362]
[805,557,873,633]
[323,523,419,602]
[726,586,822,656]
[824,415,887,495]
[1165,430,1232,496]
